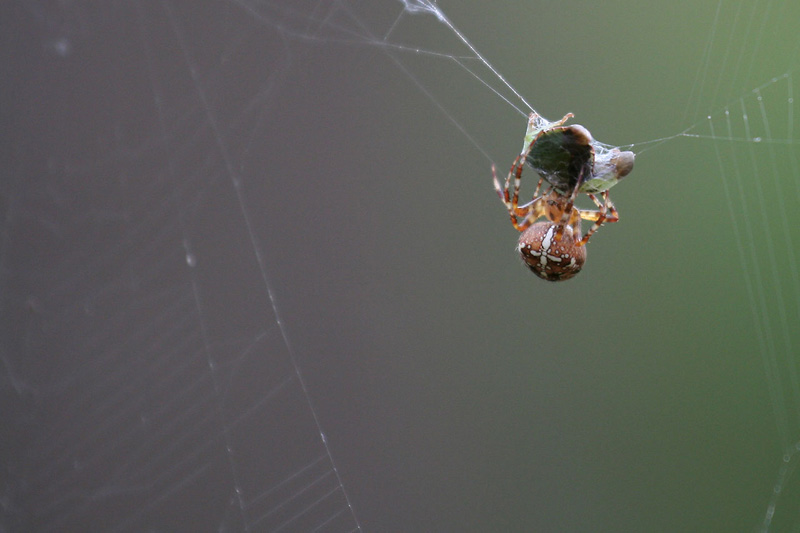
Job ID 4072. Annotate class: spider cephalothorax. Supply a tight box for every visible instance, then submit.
[493,112,635,281]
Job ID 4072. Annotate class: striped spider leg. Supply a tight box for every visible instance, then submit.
[493,111,634,281]
[492,152,619,281]
[491,153,619,247]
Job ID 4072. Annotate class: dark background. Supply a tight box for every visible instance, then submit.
[3,1,800,531]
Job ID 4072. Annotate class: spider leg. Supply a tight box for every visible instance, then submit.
[601,192,619,222]
[492,153,524,208]
[554,178,581,242]
[509,153,526,213]
[518,197,548,230]
[491,164,508,204]
[492,160,518,228]
[532,174,545,199]
[518,181,549,210]
[493,152,549,232]
[574,191,619,246]
[510,161,552,231]
[552,112,574,127]
[575,192,619,222]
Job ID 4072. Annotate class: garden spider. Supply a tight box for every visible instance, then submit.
[492,112,635,281]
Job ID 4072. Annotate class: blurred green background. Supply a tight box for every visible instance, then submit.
[284,1,800,530]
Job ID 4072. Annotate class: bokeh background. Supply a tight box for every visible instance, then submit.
[3,1,800,531]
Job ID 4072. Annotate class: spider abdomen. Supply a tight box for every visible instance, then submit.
[518,222,586,281]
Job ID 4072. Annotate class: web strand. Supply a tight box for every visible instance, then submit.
[4,2,800,532]
[162,2,363,531]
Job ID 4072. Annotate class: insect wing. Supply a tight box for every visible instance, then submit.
[579,148,636,194]
[525,125,594,194]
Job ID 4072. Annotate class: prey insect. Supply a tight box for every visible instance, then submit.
[493,112,635,281]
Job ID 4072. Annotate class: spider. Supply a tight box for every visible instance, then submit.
[492,112,635,281]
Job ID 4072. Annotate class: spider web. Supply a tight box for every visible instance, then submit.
[2,1,800,531]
